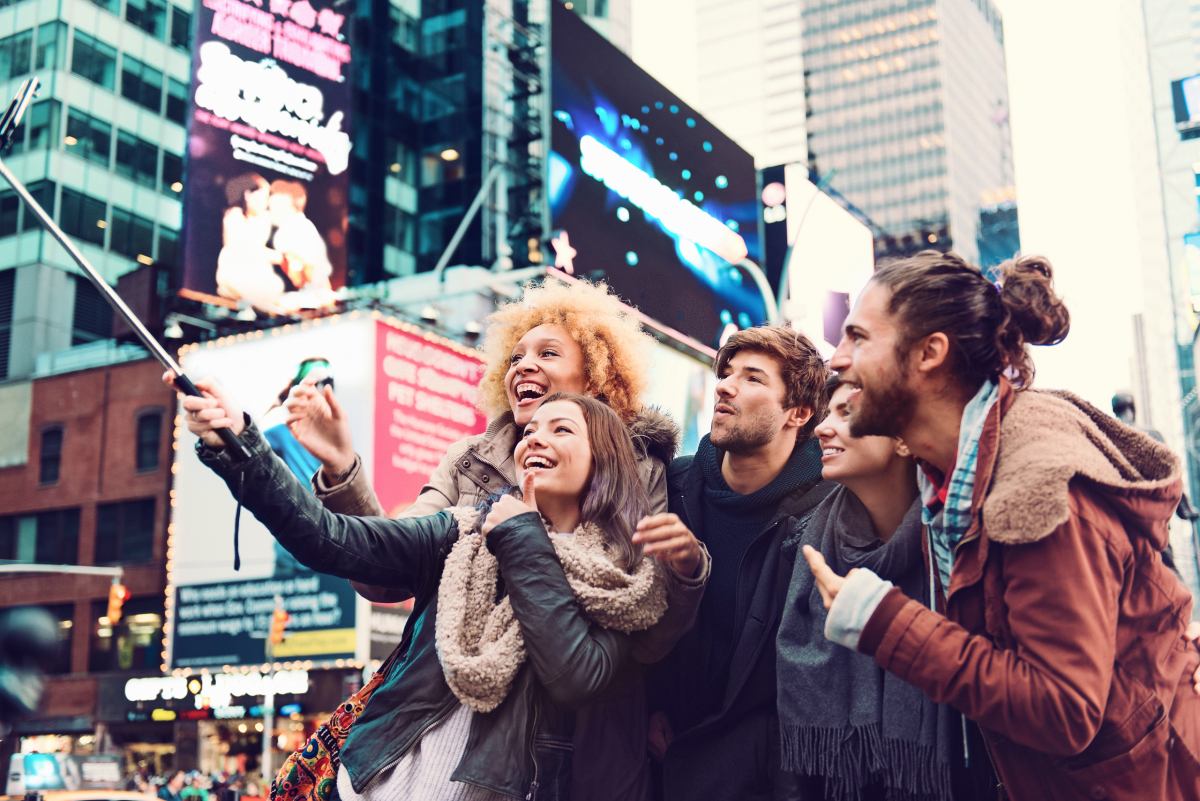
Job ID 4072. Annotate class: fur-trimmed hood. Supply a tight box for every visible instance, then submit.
[983,387,1182,548]
[628,406,680,466]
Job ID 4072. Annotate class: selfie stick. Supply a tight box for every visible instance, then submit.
[0,78,251,460]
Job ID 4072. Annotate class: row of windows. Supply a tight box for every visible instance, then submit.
[64,105,184,194]
[0,182,180,269]
[37,411,163,485]
[27,595,163,675]
[72,30,190,121]
[0,22,65,83]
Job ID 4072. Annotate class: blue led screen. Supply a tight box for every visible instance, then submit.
[549,3,764,348]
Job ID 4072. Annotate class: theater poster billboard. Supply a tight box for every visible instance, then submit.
[168,314,486,668]
[180,0,352,314]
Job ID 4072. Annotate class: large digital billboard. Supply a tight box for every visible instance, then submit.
[549,3,764,349]
[168,315,486,668]
[180,0,352,314]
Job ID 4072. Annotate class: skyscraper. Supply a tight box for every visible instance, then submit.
[0,0,192,380]
[802,0,1016,264]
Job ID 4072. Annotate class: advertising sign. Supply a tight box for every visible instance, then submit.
[642,343,715,456]
[180,0,352,313]
[1173,74,1200,140]
[766,163,874,357]
[169,315,486,668]
[548,2,764,349]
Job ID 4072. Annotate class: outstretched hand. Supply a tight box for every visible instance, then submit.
[161,370,245,448]
[482,471,540,536]
[284,376,355,477]
[633,514,702,577]
[802,544,853,610]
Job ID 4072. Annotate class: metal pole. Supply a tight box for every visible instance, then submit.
[735,258,780,324]
[432,164,504,285]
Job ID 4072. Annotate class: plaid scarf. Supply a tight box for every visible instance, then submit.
[918,380,999,594]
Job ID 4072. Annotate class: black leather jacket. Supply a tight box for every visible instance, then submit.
[198,423,633,801]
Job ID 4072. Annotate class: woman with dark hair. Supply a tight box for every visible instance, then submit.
[780,375,995,800]
[169,383,669,801]
[809,251,1200,801]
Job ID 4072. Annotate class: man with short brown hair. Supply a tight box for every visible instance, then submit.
[649,325,835,801]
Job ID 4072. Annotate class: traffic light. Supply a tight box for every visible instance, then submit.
[107,582,130,625]
[269,607,290,645]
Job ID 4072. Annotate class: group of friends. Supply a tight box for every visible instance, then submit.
[169,250,1200,801]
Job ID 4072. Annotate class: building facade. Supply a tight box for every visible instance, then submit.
[802,0,1016,264]
[0,351,176,770]
[0,0,191,382]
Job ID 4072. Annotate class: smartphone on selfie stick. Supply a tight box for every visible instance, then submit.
[0,78,251,462]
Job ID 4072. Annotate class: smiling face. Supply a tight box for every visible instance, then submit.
[710,350,802,453]
[504,324,588,425]
[514,399,593,506]
[829,281,919,439]
[817,383,906,482]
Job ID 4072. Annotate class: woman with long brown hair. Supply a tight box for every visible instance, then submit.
[170,383,671,801]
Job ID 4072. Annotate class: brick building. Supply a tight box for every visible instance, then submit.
[0,347,177,773]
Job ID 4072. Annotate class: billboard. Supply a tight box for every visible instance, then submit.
[548,2,764,349]
[180,0,352,313]
[642,342,715,456]
[168,315,486,668]
[764,163,875,357]
[1173,74,1200,140]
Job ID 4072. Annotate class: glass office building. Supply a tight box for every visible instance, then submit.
[0,0,191,380]
[802,0,1016,263]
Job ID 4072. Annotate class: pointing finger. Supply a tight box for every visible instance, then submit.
[521,470,537,511]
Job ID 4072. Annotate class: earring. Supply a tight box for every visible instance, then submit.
[895,439,911,458]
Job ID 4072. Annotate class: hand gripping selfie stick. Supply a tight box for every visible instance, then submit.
[0,78,251,461]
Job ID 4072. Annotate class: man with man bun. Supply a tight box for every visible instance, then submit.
[809,251,1200,800]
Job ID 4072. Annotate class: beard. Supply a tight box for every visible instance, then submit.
[848,362,918,439]
[710,407,779,454]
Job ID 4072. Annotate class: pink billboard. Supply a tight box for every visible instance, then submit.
[372,321,488,515]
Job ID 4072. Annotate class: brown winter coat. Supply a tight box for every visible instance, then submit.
[858,380,1200,801]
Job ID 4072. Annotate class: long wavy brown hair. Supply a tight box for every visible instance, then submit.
[536,392,648,571]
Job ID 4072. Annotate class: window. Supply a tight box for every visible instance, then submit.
[72,275,113,344]
[22,181,55,233]
[0,30,32,82]
[115,131,158,187]
[109,207,154,261]
[59,187,107,246]
[157,227,178,270]
[121,56,163,113]
[165,78,188,125]
[160,151,183,195]
[71,31,117,89]
[41,603,75,675]
[89,596,162,672]
[95,498,155,564]
[34,22,66,71]
[39,426,63,484]
[0,191,16,237]
[35,507,80,564]
[135,410,163,470]
[88,0,120,13]
[169,6,192,51]
[65,109,113,167]
[0,269,12,381]
[126,0,167,40]
[21,99,60,154]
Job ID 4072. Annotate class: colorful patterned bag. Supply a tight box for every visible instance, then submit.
[270,656,394,801]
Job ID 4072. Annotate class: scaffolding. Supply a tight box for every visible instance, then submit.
[482,0,549,272]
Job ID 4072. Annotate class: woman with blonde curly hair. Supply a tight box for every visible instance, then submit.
[283,278,709,801]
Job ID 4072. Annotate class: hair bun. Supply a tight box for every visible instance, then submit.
[999,255,1070,347]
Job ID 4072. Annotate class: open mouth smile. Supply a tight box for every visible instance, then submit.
[514,382,548,403]
[523,454,556,471]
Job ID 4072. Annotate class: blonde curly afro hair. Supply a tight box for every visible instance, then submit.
[478,279,653,422]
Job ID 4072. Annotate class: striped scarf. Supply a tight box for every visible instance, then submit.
[918,380,999,594]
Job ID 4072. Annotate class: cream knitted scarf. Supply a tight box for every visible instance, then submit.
[435,507,668,713]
